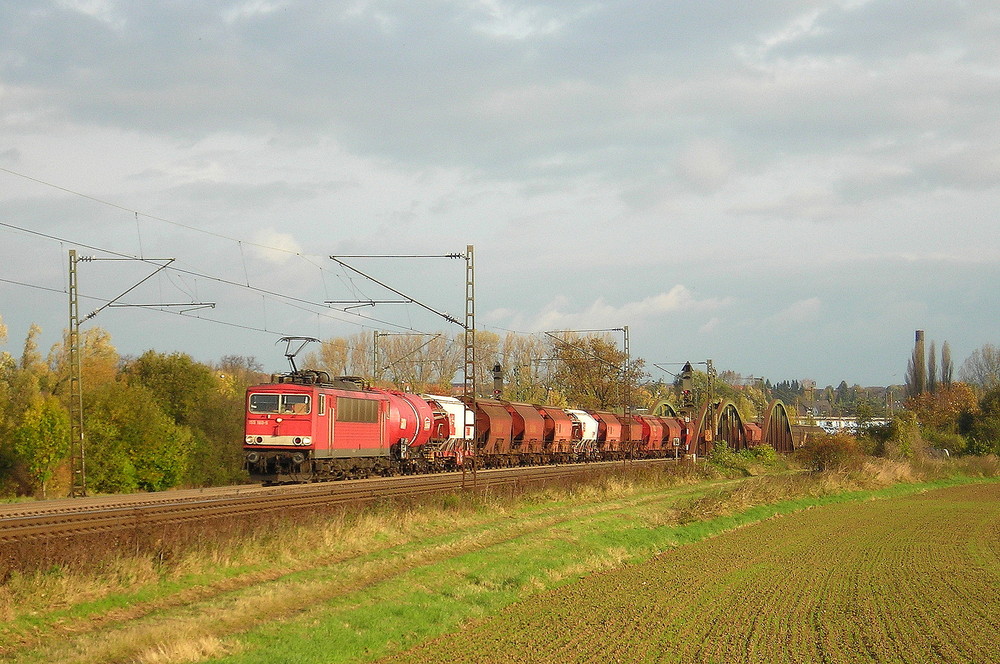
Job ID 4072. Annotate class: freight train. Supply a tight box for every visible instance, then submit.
[242,360,775,484]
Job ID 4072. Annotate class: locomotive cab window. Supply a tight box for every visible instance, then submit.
[283,394,311,414]
[249,393,311,414]
[249,393,279,414]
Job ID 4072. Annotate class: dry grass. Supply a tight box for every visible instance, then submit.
[134,635,236,664]
[3,456,996,664]
[1,463,711,660]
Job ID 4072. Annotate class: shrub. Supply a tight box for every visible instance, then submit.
[921,429,967,456]
[707,443,782,477]
[707,442,751,476]
[796,432,862,471]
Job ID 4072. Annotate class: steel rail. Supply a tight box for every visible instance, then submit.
[0,459,674,544]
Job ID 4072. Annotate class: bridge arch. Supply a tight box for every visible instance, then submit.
[650,400,679,417]
[714,401,750,451]
[761,400,794,452]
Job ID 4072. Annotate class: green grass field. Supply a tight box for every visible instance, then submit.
[382,482,1000,664]
[2,461,997,664]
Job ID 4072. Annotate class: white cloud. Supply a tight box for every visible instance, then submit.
[493,285,732,333]
[249,229,303,264]
[699,317,721,335]
[675,139,736,192]
[765,298,822,328]
[223,0,288,24]
[2,1,999,385]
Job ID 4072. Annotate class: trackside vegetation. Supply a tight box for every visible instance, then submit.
[1,451,996,664]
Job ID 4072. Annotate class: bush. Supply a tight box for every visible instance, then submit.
[796,432,862,471]
[708,443,782,477]
[707,442,751,476]
[922,429,968,455]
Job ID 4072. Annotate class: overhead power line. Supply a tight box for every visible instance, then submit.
[0,219,430,336]
[0,166,304,256]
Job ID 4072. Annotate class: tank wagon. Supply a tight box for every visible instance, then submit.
[244,339,793,484]
[244,375,790,485]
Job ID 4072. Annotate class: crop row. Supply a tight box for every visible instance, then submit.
[383,483,1000,664]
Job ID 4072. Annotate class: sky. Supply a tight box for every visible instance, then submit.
[1,0,998,387]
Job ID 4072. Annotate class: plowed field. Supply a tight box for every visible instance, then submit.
[382,483,1000,664]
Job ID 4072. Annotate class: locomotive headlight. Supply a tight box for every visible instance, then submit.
[245,435,254,444]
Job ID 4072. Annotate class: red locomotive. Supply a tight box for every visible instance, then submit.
[243,338,771,484]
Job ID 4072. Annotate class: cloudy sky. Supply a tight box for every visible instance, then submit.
[1,0,998,387]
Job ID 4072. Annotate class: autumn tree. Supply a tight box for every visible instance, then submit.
[308,337,350,376]
[905,331,926,398]
[495,332,560,404]
[959,343,1000,390]
[905,382,978,432]
[377,332,460,392]
[124,351,245,486]
[47,326,121,394]
[955,386,1000,456]
[12,396,70,498]
[548,334,644,411]
[1,323,73,496]
[216,355,266,398]
[941,341,954,387]
[0,318,18,493]
[927,340,938,394]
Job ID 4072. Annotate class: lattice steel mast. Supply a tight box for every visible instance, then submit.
[68,250,86,497]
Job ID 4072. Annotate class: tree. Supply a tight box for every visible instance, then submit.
[216,355,266,398]
[12,396,70,498]
[124,351,217,427]
[2,324,72,496]
[959,344,1000,390]
[927,340,938,394]
[905,382,978,432]
[548,334,645,411]
[855,398,876,428]
[956,386,1000,456]
[48,326,120,394]
[378,332,459,392]
[124,351,244,486]
[308,337,349,376]
[84,382,192,492]
[495,333,557,404]
[941,341,954,387]
[905,331,926,398]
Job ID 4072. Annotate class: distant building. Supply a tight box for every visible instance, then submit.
[816,416,890,434]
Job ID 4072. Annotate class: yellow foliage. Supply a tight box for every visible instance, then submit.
[904,383,978,430]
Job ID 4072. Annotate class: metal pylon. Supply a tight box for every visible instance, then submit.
[68,250,87,497]
[463,244,475,401]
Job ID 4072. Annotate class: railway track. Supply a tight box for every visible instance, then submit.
[0,459,673,544]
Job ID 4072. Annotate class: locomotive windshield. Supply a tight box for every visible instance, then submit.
[249,393,311,414]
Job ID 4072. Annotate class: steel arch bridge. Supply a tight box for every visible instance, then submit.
[651,399,793,456]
